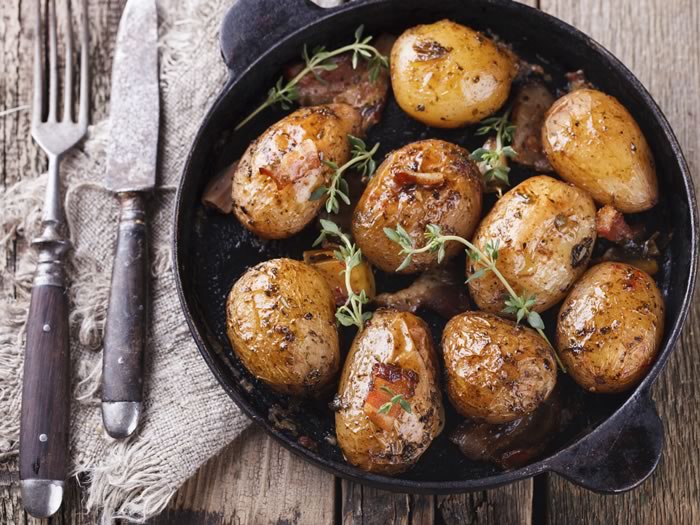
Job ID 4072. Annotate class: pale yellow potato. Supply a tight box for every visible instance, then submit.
[442,312,557,423]
[232,104,362,239]
[468,175,596,314]
[303,247,376,305]
[390,20,517,128]
[556,262,664,393]
[542,88,658,213]
[226,258,340,396]
[352,139,482,273]
[335,310,444,475]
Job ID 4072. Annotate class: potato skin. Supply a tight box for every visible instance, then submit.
[542,88,658,213]
[335,310,445,474]
[442,312,557,424]
[352,139,483,273]
[468,176,597,314]
[391,20,517,128]
[226,258,340,396]
[556,262,664,393]
[232,104,362,239]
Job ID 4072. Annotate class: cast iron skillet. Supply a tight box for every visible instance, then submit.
[173,0,698,494]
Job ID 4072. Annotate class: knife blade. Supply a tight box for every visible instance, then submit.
[102,0,159,439]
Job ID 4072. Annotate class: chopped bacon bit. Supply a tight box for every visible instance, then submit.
[596,205,636,243]
[363,363,418,432]
[202,161,238,214]
[394,170,445,187]
[259,139,321,189]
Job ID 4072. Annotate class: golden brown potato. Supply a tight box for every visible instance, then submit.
[335,309,444,474]
[232,104,362,239]
[468,176,596,314]
[303,247,376,305]
[542,88,658,213]
[226,258,340,396]
[391,20,517,128]
[442,312,557,424]
[556,262,664,393]
[353,139,483,273]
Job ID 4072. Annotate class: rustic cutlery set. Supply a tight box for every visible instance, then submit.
[19,0,158,518]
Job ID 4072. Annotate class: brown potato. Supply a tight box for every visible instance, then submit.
[232,104,362,239]
[556,262,664,393]
[353,139,483,273]
[335,309,444,474]
[542,88,658,213]
[468,175,596,314]
[303,247,376,305]
[391,20,517,128]
[226,258,340,396]
[442,312,557,424]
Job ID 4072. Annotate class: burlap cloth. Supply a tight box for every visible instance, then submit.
[0,0,343,521]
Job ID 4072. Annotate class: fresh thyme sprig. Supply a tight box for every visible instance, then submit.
[384,223,566,372]
[235,25,389,131]
[470,109,517,196]
[314,219,372,329]
[377,385,412,414]
[310,135,379,214]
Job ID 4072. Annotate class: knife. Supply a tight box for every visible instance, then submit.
[102,0,159,439]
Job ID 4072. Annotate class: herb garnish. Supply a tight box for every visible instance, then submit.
[314,219,372,329]
[310,135,379,214]
[384,223,566,372]
[235,25,389,131]
[470,109,517,196]
[377,385,412,414]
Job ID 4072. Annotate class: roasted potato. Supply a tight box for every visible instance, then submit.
[556,262,664,393]
[468,176,596,314]
[442,312,557,423]
[303,247,376,305]
[353,139,483,273]
[542,88,658,213]
[391,20,517,128]
[232,104,362,239]
[335,309,444,474]
[226,258,340,396]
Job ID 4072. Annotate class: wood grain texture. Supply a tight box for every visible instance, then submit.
[539,1,700,524]
[150,426,335,525]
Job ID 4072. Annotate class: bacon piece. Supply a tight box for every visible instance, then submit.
[374,265,470,318]
[202,161,238,214]
[596,205,636,243]
[394,170,445,187]
[363,363,418,432]
[511,80,555,172]
[259,139,320,189]
[566,69,593,92]
[283,34,395,132]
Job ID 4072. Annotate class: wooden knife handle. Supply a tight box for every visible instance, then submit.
[19,283,71,482]
[102,193,148,406]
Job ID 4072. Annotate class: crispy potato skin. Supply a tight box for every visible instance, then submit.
[353,139,483,273]
[556,262,664,393]
[391,20,517,128]
[468,176,596,314]
[542,88,658,213]
[232,104,362,239]
[442,312,557,423]
[226,258,340,396]
[335,310,445,474]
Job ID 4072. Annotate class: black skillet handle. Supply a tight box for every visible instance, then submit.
[220,0,328,75]
[547,391,664,493]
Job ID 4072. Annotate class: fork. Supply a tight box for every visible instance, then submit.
[18,0,88,518]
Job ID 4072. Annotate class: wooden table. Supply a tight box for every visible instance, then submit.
[1,0,699,523]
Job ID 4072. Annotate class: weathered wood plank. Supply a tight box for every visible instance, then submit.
[151,426,335,525]
[539,1,700,523]
[437,481,533,525]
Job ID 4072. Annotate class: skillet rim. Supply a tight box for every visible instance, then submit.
[172,0,699,493]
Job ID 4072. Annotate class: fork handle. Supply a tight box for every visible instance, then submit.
[101,192,148,439]
[19,221,72,518]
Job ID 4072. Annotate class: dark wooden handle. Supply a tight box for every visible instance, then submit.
[19,284,71,481]
[102,193,148,403]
